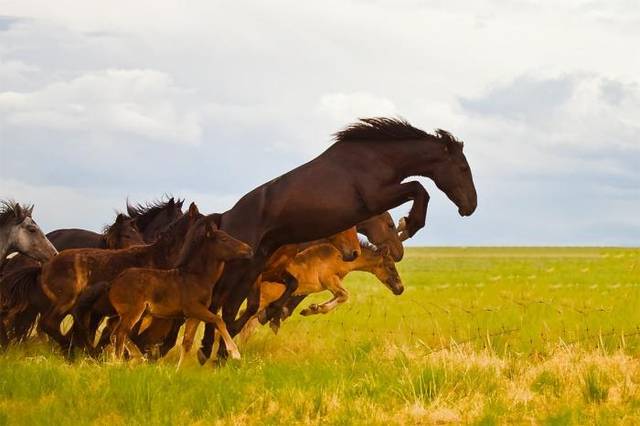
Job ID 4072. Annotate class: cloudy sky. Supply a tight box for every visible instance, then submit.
[1,0,638,245]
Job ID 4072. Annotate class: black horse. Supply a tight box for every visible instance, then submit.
[198,117,477,362]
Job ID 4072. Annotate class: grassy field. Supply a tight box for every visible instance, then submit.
[1,247,639,425]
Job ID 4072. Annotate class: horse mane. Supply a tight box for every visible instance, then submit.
[334,117,464,151]
[0,200,33,227]
[126,196,184,231]
[101,213,130,236]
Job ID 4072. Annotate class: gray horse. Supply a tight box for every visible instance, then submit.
[0,200,58,268]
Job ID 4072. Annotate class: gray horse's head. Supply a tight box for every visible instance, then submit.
[1,200,58,263]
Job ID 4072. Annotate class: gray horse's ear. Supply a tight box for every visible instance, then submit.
[14,203,22,219]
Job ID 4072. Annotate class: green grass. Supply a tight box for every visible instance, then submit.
[1,247,639,424]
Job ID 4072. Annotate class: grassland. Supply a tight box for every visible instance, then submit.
[0,247,639,425]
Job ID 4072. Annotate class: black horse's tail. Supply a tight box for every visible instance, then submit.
[0,266,41,316]
[0,266,42,341]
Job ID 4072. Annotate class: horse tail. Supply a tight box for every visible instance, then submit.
[0,266,42,341]
[0,266,41,316]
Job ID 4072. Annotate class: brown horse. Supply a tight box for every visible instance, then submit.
[199,117,477,362]
[35,203,202,350]
[115,225,361,359]
[0,213,144,345]
[241,241,402,338]
[109,217,253,367]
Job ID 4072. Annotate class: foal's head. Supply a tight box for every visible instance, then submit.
[361,243,403,295]
[0,200,58,263]
[103,214,144,249]
[156,202,203,262]
[177,216,253,267]
[327,226,361,262]
[357,212,404,261]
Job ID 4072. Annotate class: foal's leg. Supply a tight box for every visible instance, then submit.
[113,306,145,360]
[187,303,241,360]
[300,276,349,315]
[177,318,199,370]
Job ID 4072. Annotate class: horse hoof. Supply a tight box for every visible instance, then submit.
[197,349,208,366]
[269,321,280,335]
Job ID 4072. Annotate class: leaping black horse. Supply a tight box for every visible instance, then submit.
[199,117,477,362]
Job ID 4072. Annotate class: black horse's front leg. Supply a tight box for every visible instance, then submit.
[363,181,430,238]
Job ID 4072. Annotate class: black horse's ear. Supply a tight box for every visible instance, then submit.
[115,213,126,224]
[188,202,199,218]
[209,213,222,229]
[205,222,216,239]
[168,197,175,207]
[176,199,184,209]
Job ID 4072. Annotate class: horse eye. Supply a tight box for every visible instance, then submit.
[27,226,37,233]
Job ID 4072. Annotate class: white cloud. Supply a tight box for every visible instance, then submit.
[1,1,639,245]
[316,92,397,122]
[0,69,203,144]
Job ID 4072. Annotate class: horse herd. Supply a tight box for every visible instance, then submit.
[0,117,477,367]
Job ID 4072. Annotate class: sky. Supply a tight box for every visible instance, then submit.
[0,0,639,246]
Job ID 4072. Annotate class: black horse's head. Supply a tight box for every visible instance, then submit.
[429,130,477,217]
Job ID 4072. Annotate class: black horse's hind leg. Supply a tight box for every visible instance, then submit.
[264,294,307,335]
[198,252,270,364]
[262,271,298,323]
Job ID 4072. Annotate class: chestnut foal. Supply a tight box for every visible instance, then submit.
[109,217,253,367]
[241,241,403,338]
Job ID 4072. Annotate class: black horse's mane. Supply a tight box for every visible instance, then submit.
[101,213,130,236]
[126,196,184,231]
[334,117,463,151]
[0,200,33,226]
